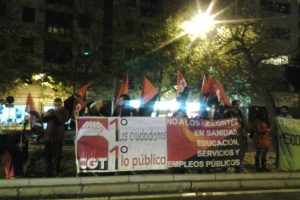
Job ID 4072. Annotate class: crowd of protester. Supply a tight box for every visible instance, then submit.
[0,90,296,178]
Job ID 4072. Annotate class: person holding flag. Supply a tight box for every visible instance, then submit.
[172,71,189,118]
[64,82,92,128]
[118,94,138,117]
[115,74,129,110]
[198,75,230,119]
[114,75,137,116]
[25,93,43,144]
[43,98,69,177]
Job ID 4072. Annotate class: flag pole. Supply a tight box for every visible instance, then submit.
[200,74,206,99]
[111,78,117,116]
[155,93,161,117]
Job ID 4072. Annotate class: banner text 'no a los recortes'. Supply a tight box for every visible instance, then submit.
[167,117,241,169]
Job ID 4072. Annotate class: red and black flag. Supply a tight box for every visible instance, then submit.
[213,79,230,106]
[139,77,159,116]
[200,75,230,106]
[115,74,129,108]
[76,81,93,98]
[64,82,92,118]
[176,71,189,102]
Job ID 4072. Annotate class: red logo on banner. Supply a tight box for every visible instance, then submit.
[77,118,110,170]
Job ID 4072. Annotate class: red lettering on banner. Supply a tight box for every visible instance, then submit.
[131,154,166,169]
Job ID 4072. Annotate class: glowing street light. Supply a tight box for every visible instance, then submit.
[182,1,217,41]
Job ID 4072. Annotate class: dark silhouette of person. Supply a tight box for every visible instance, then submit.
[43,98,69,177]
[115,94,137,117]
[224,100,249,173]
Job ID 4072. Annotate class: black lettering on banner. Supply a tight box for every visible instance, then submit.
[121,145,128,153]
[282,133,300,146]
[292,134,300,145]
[120,132,128,141]
[121,119,128,126]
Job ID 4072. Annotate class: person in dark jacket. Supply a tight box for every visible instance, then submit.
[172,87,189,118]
[224,100,249,173]
[43,98,69,177]
[115,94,137,117]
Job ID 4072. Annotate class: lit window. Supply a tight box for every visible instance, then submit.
[262,55,289,65]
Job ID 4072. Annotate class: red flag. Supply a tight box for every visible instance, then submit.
[176,71,188,98]
[64,82,91,117]
[75,82,93,98]
[139,77,159,116]
[25,93,36,113]
[141,77,158,105]
[115,74,129,107]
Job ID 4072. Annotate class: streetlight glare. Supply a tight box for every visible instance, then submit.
[182,1,216,41]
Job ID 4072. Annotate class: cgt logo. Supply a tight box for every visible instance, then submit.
[79,157,108,170]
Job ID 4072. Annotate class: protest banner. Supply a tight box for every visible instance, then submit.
[277,117,300,171]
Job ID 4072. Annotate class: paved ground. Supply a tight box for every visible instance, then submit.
[58,189,300,200]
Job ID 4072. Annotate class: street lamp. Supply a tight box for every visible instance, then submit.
[182,1,216,41]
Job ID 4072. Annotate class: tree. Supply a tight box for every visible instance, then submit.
[126,0,292,128]
[0,0,39,96]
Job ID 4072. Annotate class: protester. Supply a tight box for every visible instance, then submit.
[253,110,272,172]
[29,111,44,143]
[43,98,69,177]
[0,129,29,179]
[278,106,293,118]
[86,100,102,116]
[115,94,137,117]
[224,100,249,173]
[172,87,189,118]
[195,96,226,173]
[196,95,223,120]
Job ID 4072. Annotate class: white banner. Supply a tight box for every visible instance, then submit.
[75,117,167,173]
